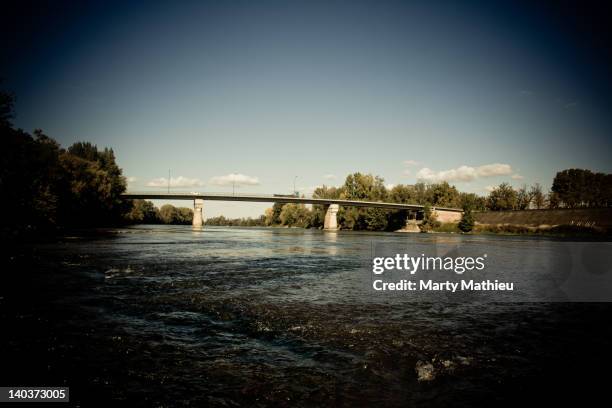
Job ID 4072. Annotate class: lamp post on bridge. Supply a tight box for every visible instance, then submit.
[294,176,298,197]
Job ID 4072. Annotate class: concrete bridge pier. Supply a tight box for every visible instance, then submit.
[193,199,204,228]
[404,210,421,232]
[324,204,339,230]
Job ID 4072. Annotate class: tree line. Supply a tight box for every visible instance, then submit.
[206,215,267,227]
[129,170,611,231]
[258,171,612,231]
[550,169,612,208]
[2,86,610,237]
[125,200,194,225]
[485,169,612,211]
[1,89,128,239]
[257,174,485,231]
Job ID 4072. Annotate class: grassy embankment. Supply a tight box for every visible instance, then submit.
[428,208,612,236]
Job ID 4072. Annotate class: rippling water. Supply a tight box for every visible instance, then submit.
[2,225,611,406]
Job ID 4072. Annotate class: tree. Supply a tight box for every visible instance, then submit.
[264,207,275,226]
[155,204,193,224]
[459,192,487,211]
[342,173,387,201]
[364,207,388,231]
[0,86,15,128]
[551,169,612,208]
[313,185,342,199]
[547,191,560,209]
[590,172,612,207]
[412,183,429,205]
[270,202,284,225]
[516,184,531,210]
[429,182,461,207]
[602,174,612,207]
[458,204,475,233]
[552,169,584,207]
[388,184,415,204]
[338,207,360,230]
[58,146,127,226]
[419,204,440,232]
[0,88,129,236]
[176,207,193,224]
[530,183,545,209]
[549,168,612,208]
[487,183,517,211]
[340,173,387,230]
[206,215,266,227]
[125,199,159,223]
[279,203,311,227]
[159,204,178,224]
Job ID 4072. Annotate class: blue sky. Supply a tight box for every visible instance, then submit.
[3,0,612,217]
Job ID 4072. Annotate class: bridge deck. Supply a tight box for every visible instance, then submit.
[121,192,462,212]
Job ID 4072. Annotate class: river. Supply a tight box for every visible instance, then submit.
[1,225,611,406]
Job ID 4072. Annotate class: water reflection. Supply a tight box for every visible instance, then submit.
[323,230,338,255]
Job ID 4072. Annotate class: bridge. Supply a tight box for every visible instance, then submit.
[121,192,463,230]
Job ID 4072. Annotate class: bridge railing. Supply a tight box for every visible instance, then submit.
[121,191,463,212]
[123,191,310,198]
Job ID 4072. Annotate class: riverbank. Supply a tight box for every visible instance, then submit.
[475,207,612,227]
[416,222,611,237]
[395,208,612,237]
[473,208,612,237]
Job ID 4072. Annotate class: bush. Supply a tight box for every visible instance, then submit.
[458,205,475,232]
[419,204,441,232]
[432,223,459,233]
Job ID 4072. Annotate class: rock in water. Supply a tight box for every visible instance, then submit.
[415,360,436,381]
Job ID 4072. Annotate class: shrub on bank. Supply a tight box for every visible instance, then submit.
[432,223,460,233]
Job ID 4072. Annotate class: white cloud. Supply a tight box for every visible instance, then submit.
[403,160,420,166]
[402,169,411,176]
[146,176,204,188]
[323,174,337,180]
[511,174,524,180]
[484,185,496,192]
[476,163,513,177]
[126,176,138,183]
[416,163,513,183]
[386,183,396,190]
[209,173,260,187]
